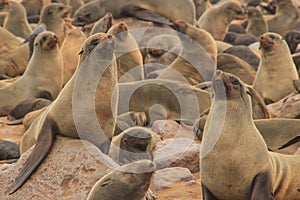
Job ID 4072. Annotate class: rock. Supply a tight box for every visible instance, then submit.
[0,136,118,199]
[153,138,200,173]
[267,93,300,118]
[151,120,180,139]
[151,167,195,191]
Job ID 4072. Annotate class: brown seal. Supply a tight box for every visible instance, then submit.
[253,32,299,104]
[200,70,300,199]
[0,31,63,117]
[90,12,114,36]
[245,6,268,38]
[72,0,196,26]
[197,0,246,41]
[38,3,72,46]
[267,0,299,35]
[158,20,217,85]
[107,21,144,82]
[0,0,32,39]
[87,159,156,200]
[8,33,117,194]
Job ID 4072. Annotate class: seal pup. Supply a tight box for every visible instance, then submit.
[253,32,299,104]
[72,0,195,27]
[8,33,117,194]
[38,3,72,46]
[200,70,300,199]
[0,31,63,116]
[267,0,299,35]
[109,127,160,164]
[107,22,144,82]
[158,20,217,85]
[196,0,246,41]
[245,6,268,38]
[0,140,20,161]
[87,159,155,200]
[0,0,32,39]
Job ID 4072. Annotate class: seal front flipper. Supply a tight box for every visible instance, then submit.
[121,5,173,26]
[250,172,274,200]
[201,183,218,200]
[278,135,300,150]
[8,117,57,194]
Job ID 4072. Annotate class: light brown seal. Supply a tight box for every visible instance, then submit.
[197,0,246,41]
[87,159,156,200]
[157,20,217,85]
[72,0,196,26]
[245,6,268,38]
[0,0,32,39]
[8,33,117,194]
[253,32,299,104]
[200,70,300,199]
[0,31,63,117]
[107,21,144,82]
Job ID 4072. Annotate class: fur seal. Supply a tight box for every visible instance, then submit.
[284,30,300,54]
[6,98,51,125]
[8,33,117,194]
[109,127,160,164]
[158,20,217,85]
[0,42,29,79]
[267,0,299,35]
[193,0,211,19]
[90,12,114,35]
[0,31,63,117]
[60,22,86,85]
[200,70,300,199]
[87,159,156,200]
[217,53,257,85]
[223,31,258,46]
[245,6,268,38]
[253,32,299,104]
[107,22,144,82]
[0,140,20,160]
[0,0,32,39]
[72,0,196,26]
[223,45,260,70]
[39,3,72,46]
[197,0,246,41]
[0,26,21,54]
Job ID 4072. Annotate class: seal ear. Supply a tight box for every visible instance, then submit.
[250,172,274,200]
[100,178,111,187]
[78,49,84,55]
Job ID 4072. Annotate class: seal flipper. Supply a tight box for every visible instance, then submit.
[121,5,173,26]
[278,135,300,150]
[201,183,219,200]
[250,172,274,200]
[8,117,57,194]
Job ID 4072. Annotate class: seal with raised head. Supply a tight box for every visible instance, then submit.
[196,0,246,41]
[0,0,32,39]
[200,70,300,200]
[8,33,118,194]
[107,21,144,82]
[90,12,114,35]
[0,31,63,117]
[72,0,196,27]
[245,6,268,38]
[87,159,156,200]
[253,32,299,104]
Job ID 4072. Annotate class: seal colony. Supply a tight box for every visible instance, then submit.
[1,0,300,199]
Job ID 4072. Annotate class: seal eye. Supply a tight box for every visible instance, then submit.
[230,76,239,86]
[269,35,277,40]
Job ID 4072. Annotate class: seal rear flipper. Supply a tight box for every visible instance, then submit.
[201,183,218,200]
[278,135,300,150]
[250,172,274,200]
[121,5,173,26]
[8,117,57,195]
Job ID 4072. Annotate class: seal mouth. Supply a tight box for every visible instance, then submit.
[46,35,58,49]
[259,35,275,51]
[211,70,226,99]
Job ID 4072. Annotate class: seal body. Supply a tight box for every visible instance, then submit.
[200,70,300,200]
[253,32,299,104]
